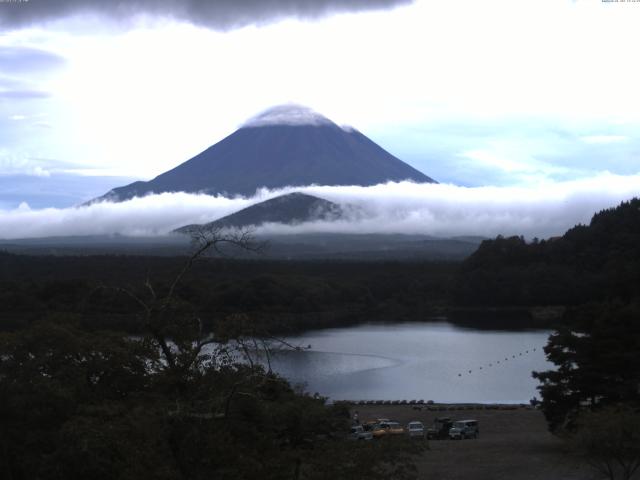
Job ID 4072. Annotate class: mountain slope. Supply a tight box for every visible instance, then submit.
[175,192,343,233]
[97,105,435,202]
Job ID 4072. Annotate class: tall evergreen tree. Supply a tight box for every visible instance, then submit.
[533,302,640,431]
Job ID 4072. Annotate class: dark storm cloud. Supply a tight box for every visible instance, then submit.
[0,0,414,30]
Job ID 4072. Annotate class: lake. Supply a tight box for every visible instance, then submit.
[261,322,552,404]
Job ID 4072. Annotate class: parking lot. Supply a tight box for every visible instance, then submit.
[350,404,596,480]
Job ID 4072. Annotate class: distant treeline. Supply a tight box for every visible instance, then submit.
[0,253,457,333]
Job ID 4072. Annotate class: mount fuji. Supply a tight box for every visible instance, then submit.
[96,105,435,202]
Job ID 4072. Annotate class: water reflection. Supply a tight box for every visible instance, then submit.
[264,322,551,403]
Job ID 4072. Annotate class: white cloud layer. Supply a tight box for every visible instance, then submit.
[1,173,639,240]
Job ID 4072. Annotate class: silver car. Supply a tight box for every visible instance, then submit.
[407,421,425,438]
[350,425,373,440]
[449,420,479,439]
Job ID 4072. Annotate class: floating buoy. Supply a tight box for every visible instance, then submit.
[458,346,544,380]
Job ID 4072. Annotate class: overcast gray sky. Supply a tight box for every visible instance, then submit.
[1,0,639,180]
[0,0,639,236]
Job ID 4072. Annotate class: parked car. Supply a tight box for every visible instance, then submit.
[362,421,376,432]
[349,425,373,441]
[407,421,425,438]
[427,417,453,439]
[363,418,391,432]
[449,420,479,439]
[372,421,405,438]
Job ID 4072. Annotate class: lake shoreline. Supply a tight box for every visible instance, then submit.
[337,400,535,409]
[250,304,564,336]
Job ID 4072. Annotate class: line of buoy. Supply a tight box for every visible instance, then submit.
[457,346,545,377]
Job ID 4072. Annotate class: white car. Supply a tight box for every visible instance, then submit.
[350,425,373,440]
[407,421,425,438]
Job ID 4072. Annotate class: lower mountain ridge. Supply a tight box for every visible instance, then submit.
[175,192,345,233]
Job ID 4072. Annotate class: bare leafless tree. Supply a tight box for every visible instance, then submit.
[95,226,316,424]
[108,226,264,374]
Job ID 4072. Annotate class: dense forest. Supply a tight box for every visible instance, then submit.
[0,253,457,334]
[455,198,640,307]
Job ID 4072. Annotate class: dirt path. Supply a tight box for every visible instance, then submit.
[349,404,597,480]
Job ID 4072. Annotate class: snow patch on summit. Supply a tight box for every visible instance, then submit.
[242,104,338,128]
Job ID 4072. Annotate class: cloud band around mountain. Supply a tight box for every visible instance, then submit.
[0,173,639,240]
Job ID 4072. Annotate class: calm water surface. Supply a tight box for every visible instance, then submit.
[264,322,552,403]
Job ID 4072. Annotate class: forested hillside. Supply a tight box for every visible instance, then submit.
[455,198,640,306]
[458,198,640,434]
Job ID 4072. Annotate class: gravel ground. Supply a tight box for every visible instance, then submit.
[349,404,598,480]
